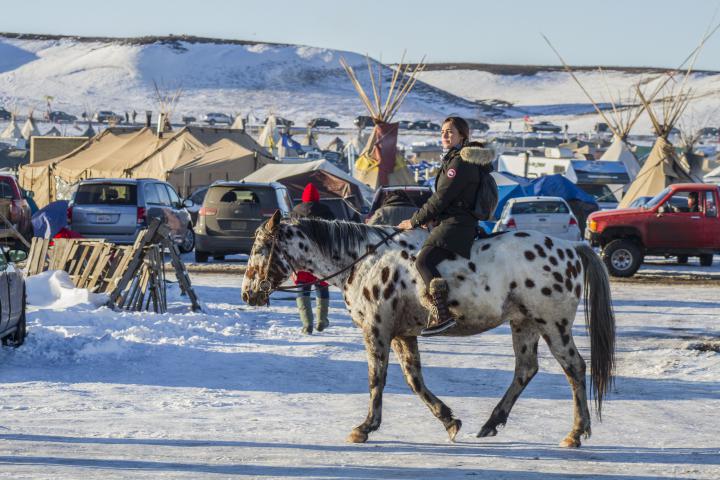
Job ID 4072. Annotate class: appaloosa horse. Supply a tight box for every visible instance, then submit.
[242,211,615,447]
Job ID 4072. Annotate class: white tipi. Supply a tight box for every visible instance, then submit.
[618,79,699,208]
[0,117,23,141]
[21,115,40,140]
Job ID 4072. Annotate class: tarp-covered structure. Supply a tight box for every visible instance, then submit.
[354,123,416,188]
[19,126,272,206]
[528,174,599,232]
[242,159,372,218]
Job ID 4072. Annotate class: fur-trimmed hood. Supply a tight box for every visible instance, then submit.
[459,143,495,166]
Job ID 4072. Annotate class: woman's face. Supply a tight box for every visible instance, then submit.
[441,122,463,149]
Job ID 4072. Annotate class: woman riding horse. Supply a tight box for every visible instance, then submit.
[398,116,496,336]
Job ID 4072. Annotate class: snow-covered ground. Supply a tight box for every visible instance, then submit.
[0,267,717,479]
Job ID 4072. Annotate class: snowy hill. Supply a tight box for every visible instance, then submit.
[0,33,486,127]
[2,33,720,135]
[417,64,720,134]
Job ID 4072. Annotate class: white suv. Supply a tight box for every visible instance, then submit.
[493,196,581,241]
[203,113,233,125]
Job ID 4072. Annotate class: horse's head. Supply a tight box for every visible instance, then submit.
[241,210,292,306]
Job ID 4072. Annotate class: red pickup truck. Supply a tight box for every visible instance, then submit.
[585,183,720,277]
[0,174,32,248]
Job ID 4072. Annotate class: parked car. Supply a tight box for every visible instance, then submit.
[49,111,77,123]
[397,120,412,130]
[181,115,197,125]
[0,107,12,120]
[0,174,33,249]
[594,122,610,133]
[0,246,27,347]
[586,183,720,277]
[68,179,195,252]
[354,116,374,129]
[186,186,209,225]
[699,127,719,137]
[93,111,122,124]
[366,186,433,224]
[193,181,293,261]
[409,120,440,131]
[493,196,581,241]
[308,117,339,128]
[527,121,562,133]
[203,113,233,125]
[466,118,490,132]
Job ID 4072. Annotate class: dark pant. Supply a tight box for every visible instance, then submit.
[415,246,456,287]
[297,284,330,300]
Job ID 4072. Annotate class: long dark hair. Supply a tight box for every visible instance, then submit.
[443,117,470,142]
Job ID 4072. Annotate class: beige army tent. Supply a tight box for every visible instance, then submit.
[618,83,699,208]
[166,138,277,197]
[19,126,272,206]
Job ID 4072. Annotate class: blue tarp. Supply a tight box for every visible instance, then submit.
[528,174,598,207]
[31,200,68,238]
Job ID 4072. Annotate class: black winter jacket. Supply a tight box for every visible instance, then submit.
[410,143,494,258]
[291,201,335,220]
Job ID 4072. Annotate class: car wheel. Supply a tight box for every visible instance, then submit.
[602,239,643,277]
[3,287,26,348]
[208,120,215,125]
[195,250,209,263]
[699,254,714,267]
[178,227,195,254]
[677,255,689,264]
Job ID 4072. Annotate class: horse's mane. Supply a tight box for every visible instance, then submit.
[289,218,396,259]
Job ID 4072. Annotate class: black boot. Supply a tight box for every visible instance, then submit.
[420,278,457,337]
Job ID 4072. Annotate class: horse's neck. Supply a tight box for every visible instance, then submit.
[285,226,383,289]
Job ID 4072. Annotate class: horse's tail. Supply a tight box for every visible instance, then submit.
[574,242,616,419]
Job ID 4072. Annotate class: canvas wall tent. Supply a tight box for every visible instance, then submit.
[242,159,372,213]
[20,126,273,207]
[166,138,277,197]
[45,126,62,137]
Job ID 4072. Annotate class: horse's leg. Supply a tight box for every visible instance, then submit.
[478,318,539,438]
[391,336,462,441]
[541,322,591,448]
[347,321,391,443]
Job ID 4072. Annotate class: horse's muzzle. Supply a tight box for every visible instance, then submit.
[242,290,269,307]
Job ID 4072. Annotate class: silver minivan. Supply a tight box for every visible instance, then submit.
[0,247,27,347]
[69,179,195,252]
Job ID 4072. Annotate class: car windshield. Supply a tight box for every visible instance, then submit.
[643,187,671,209]
[579,184,616,203]
[75,184,137,205]
[511,201,569,214]
[0,179,17,199]
[205,186,276,207]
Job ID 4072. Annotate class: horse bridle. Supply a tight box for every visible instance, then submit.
[255,224,403,297]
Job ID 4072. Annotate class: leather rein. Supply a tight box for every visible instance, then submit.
[257,226,403,295]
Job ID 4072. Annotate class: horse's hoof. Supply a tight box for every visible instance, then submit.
[559,436,581,448]
[346,429,368,443]
[446,419,462,442]
[476,425,497,438]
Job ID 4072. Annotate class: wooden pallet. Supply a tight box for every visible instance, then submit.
[25,219,201,313]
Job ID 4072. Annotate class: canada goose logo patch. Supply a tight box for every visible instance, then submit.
[447,168,457,178]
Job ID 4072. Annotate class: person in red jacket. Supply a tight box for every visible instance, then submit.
[291,183,335,334]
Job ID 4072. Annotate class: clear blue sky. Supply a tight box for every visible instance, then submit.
[3,0,720,69]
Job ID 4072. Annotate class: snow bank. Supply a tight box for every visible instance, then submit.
[25,270,108,309]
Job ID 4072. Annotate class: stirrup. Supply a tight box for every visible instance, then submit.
[420,318,457,337]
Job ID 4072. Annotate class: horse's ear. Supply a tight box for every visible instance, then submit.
[265,209,282,231]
